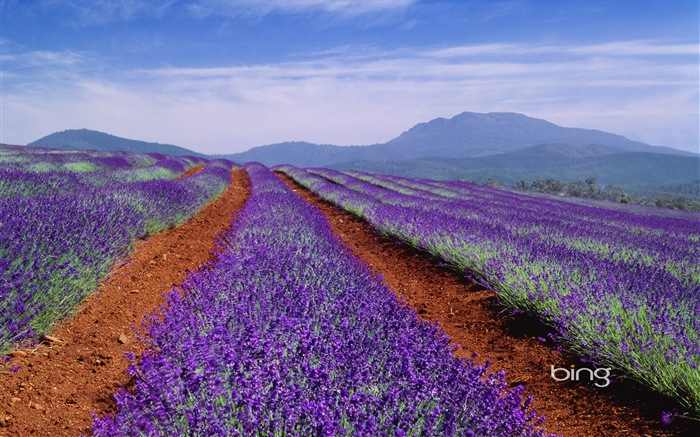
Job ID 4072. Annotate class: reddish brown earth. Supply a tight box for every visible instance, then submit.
[0,169,250,437]
[177,163,205,179]
[279,173,698,437]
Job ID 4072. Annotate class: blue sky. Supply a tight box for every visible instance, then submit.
[1,0,698,154]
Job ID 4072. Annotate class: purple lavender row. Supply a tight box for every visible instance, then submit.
[0,146,208,197]
[350,169,700,235]
[92,162,553,436]
[0,149,234,353]
[277,165,700,415]
[303,166,698,294]
[0,145,162,173]
[381,170,700,221]
[340,170,699,283]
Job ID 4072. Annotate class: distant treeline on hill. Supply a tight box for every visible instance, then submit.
[482,176,700,212]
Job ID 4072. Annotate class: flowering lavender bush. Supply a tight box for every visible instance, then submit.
[278,165,700,415]
[0,146,233,352]
[93,162,552,436]
[0,146,209,198]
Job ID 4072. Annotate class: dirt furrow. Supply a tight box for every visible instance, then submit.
[279,172,696,437]
[0,169,250,437]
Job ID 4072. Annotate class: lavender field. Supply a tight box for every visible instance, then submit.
[2,145,698,435]
[0,145,234,352]
[278,165,700,416]
[93,162,552,436]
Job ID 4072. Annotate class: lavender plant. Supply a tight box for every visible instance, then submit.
[278,165,700,415]
[0,147,233,353]
[93,162,552,436]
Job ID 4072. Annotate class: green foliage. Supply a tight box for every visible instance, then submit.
[653,196,700,212]
[531,177,565,194]
[332,148,700,198]
[511,176,697,211]
[29,162,56,172]
[64,161,97,172]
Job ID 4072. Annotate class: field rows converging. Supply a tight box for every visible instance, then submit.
[1,146,698,436]
[0,147,235,354]
[91,162,551,436]
[276,165,700,423]
[0,146,250,436]
[277,172,694,437]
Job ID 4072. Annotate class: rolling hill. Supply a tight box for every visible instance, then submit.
[223,112,693,166]
[27,112,699,194]
[330,144,700,189]
[28,129,205,157]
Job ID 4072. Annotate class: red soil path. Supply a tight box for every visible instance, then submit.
[0,169,250,437]
[279,173,698,437]
[176,163,205,179]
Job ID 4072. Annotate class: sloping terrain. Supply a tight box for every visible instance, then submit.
[28,113,698,195]
[28,129,204,157]
[331,145,700,188]
[279,172,697,437]
[223,112,693,167]
[1,160,697,436]
[0,169,249,436]
[379,112,680,157]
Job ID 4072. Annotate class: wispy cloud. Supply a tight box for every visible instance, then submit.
[4,0,175,26]
[2,0,416,31]
[1,45,103,88]
[187,0,416,19]
[470,0,530,22]
[2,40,698,153]
[430,40,700,58]
[566,41,699,57]
[66,0,150,24]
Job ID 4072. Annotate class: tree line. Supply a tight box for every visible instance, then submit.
[481,176,700,212]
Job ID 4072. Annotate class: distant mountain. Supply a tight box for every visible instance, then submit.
[216,142,370,167]
[224,112,693,166]
[380,112,686,157]
[330,144,700,191]
[28,113,697,192]
[28,129,204,157]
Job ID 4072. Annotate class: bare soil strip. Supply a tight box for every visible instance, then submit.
[176,163,205,179]
[0,169,250,437]
[279,173,697,437]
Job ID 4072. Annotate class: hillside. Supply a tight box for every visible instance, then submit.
[379,112,686,157]
[215,141,371,167]
[330,144,700,192]
[28,129,205,157]
[4,136,696,437]
[27,113,698,193]
[223,112,693,166]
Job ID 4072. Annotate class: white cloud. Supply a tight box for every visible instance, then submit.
[567,41,699,57]
[430,40,700,58]
[2,40,698,154]
[187,0,416,19]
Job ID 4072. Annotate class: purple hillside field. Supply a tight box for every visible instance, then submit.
[277,165,700,415]
[0,147,234,352]
[92,162,554,436]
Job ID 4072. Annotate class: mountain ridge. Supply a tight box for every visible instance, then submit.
[328,143,700,190]
[222,112,694,166]
[28,129,206,157]
[28,113,695,163]
[25,112,697,191]
[384,112,658,154]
